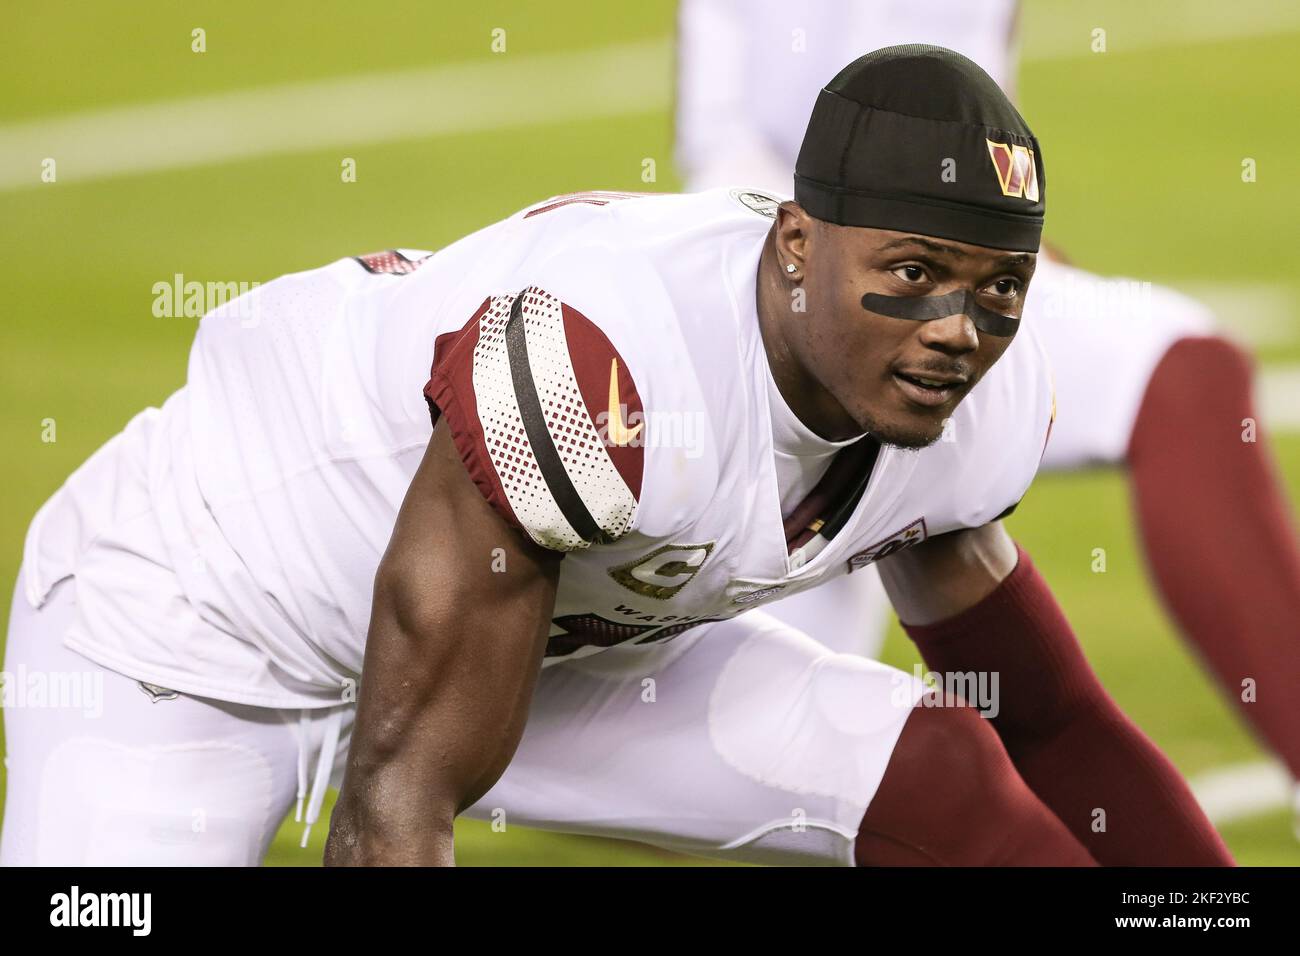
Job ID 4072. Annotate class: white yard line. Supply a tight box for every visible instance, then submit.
[1021,0,1300,61]
[1189,758,1293,827]
[3,2,1299,190]
[0,38,672,192]
[1,18,1296,380]
[1259,365,1300,432]
[1177,282,1297,350]
[1171,283,1300,431]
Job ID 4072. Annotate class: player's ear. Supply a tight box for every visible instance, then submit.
[774,201,813,276]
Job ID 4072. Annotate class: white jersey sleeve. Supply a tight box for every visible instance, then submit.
[422,242,717,553]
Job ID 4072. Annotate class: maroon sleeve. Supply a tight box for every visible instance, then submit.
[902,544,1233,866]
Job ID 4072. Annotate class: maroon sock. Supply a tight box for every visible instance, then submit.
[902,546,1233,866]
[1128,336,1300,778]
[857,703,1097,866]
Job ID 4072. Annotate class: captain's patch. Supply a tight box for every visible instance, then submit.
[608,542,715,600]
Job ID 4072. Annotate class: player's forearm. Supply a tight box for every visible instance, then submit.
[326,595,540,866]
[325,783,456,866]
[900,543,1233,866]
[324,602,486,866]
[324,627,473,866]
[999,691,1231,866]
[325,468,558,866]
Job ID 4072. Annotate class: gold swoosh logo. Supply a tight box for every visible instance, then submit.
[607,358,642,446]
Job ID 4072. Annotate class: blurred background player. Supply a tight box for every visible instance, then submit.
[676,0,1300,809]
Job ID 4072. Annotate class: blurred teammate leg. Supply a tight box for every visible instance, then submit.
[1033,256,1300,781]
[1127,337,1300,780]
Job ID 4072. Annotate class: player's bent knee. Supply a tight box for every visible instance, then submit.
[856,701,1058,865]
[27,735,277,866]
[878,699,1019,816]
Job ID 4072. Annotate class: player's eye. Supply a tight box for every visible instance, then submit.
[891,264,929,284]
[983,276,1021,298]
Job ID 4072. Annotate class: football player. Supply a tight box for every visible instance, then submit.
[677,0,1300,799]
[1,47,1230,866]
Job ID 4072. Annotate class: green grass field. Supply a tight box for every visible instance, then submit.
[2,0,1298,866]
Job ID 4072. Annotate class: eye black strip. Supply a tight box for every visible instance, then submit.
[861,290,1020,337]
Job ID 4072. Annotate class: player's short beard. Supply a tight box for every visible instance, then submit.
[858,409,945,450]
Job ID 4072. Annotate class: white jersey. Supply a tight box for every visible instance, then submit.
[23,188,1053,709]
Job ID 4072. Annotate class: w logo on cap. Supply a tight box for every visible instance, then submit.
[986,140,1040,202]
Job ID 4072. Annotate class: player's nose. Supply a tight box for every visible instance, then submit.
[917,311,980,355]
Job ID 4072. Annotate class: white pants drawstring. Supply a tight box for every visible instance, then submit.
[294,710,310,824]
[300,707,345,848]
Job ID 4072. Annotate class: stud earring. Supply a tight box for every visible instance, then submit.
[785,263,797,274]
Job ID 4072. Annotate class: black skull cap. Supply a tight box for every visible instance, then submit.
[795,44,1046,252]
